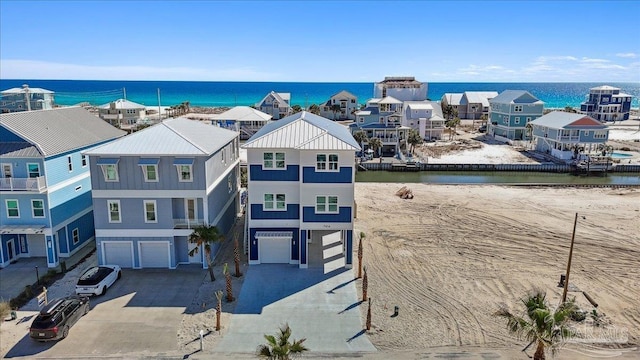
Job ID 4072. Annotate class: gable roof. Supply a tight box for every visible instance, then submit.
[257,91,291,107]
[85,117,237,156]
[242,111,360,151]
[441,93,463,106]
[489,90,543,104]
[2,86,54,95]
[404,101,444,118]
[461,91,499,107]
[379,96,402,104]
[0,107,126,157]
[590,85,619,91]
[98,98,146,110]
[330,90,357,100]
[530,111,607,129]
[210,106,272,122]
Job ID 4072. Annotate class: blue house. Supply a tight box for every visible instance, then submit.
[84,118,239,269]
[351,97,409,156]
[579,85,634,122]
[530,111,609,161]
[242,111,360,269]
[0,107,126,268]
[488,90,544,141]
[1,84,55,113]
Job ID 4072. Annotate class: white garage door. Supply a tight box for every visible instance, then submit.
[139,242,170,268]
[258,235,291,264]
[27,235,47,257]
[103,242,133,268]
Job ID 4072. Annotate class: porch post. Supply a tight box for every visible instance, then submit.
[345,230,353,268]
[46,235,59,268]
[299,230,307,269]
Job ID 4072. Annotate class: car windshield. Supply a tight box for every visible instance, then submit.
[77,267,111,285]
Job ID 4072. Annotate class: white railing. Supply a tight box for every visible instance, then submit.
[0,176,47,192]
[173,218,206,229]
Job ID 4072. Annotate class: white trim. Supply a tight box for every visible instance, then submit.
[141,164,159,182]
[137,241,172,269]
[176,164,193,182]
[92,189,206,198]
[31,199,46,218]
[206,160,239,195]
[143,200,158,223]
[47,172,90,193]
[6,238,16,262]
[26,162,41,177]
[72,228,80,245]
[5,198,19,218]
[97,229,189,237]
[185,198,198,222]
[107,200,121,223]
[1,163,13,178]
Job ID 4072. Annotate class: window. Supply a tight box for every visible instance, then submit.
[75,185,82,191]
[72,228,80,245]
[32,200,45,218]
[108,200,121,223]
[144,200,157,223]
[594,131,607,139]
[27,163,40,178]
[263,152,285,169]
[142,165,158,182]
[526,117,532,123]
[264,194,285,210]
[67,156,73,172]
[584,131,590,136]
[228,174,233,193]
[178,165,192,182]
[222,148,226,164]
[316,195,338,213]
[102,164,119,182]
[503,115,509,124]
[81,155,87,167]
[329,154,338,170]
[316,154,327,170]
[514,105,523,112]
[514,117,520,125]
[358,117,364,123]
[316,154,339,171]
[6,199,19,217]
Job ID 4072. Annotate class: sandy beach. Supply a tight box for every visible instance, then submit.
[353,184,640,355]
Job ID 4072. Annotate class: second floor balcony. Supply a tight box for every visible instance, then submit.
[0,176,47,192]
[173,218,206,229]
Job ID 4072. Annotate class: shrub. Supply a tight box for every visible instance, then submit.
[0,301,11,322]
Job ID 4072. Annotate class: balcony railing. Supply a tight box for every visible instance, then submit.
[173,218,206,229]
[559,136,580,141]
[0,176,47,192]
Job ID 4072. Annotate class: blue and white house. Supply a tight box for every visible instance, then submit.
[0,107,126,268]
[402,101,445,140]
[242,111,360,269]
[488,90,544,141]
[351,97,409,156]
[1,84,55,113]
[84,118,240,269]
[256,91,292,120]
[208,106,272,140]
[319,90,358,121]
[530,111,609,161]
[579,85,634,122]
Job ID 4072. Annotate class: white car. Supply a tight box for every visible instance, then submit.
[75,265,122,296]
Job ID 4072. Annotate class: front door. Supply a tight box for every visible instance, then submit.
[185,199,197,224]
[7,239,15,261]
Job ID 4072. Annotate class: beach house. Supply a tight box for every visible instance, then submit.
[402,101,446,141]
[242,111,360,269]
[373,76,428,101]
[256,91,292,120]
[97,99,147,129]
[440,93,464,118]
[207,106,272,140]
[319,90,358,121]
[530,111,609,161]
[459,91,498,120]
[0,107,126,268]
[488,90,544,141]
[84,118,239,269]
[351,97,409,156]
[1,84,55,113]
[579,85,633,122]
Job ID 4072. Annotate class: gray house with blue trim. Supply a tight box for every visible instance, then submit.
[84,118,240,269]
[0,107,125,268]
[530,111,609,161]
[242,111,360,269]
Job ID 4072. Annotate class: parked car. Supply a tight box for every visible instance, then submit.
[478,124,487,133]
[29,296,90,341]
[75,265,122,296]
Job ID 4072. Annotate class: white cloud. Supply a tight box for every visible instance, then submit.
[616,52,638,58]
[580,57,610,63]
[0,59,281,81]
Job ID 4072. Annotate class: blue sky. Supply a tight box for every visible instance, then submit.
[1,0,639,82]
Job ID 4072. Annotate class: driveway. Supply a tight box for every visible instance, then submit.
[0,257,49,301]
[3,266,205,358]
[214,264,376,355]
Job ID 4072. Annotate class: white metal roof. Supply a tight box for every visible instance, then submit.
[590,85,620,91]
[98,98,146,110]
[379,96,402,104]
[489,90,543,104]
[406,103,433,110]
[0,107,126,157]
[442,93,463,106]
[530,111,607,129]
[85,117,237,156]
[1,86,54,94]
[462,91,499,106]
[242,111,360,151]
[209,106,272,122]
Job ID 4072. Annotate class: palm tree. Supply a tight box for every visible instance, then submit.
[446,117,461,141]
[188,225,224,281]
[291,105,302,114]
[308,104,320,115]
[330,104,342,120]
[257,323,308,360]
[494,290,577,360]
[368,137,383,157]
[353,130,369,151]
[407,129,423,154]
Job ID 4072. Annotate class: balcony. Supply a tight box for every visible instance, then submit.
[173,218,206,229]
[558,136,580,142]
[0,176,47,192]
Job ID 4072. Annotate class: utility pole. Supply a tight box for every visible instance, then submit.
[562,212,579,303]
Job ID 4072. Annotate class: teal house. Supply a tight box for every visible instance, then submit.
[488,90,544,141]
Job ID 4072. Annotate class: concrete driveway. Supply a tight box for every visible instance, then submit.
[3,266,205,358]
[214,264,376,355]
[0,257,48,301]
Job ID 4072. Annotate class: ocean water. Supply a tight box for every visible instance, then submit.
[1,79,639,109]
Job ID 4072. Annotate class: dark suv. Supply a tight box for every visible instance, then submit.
[29,296,90,341]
